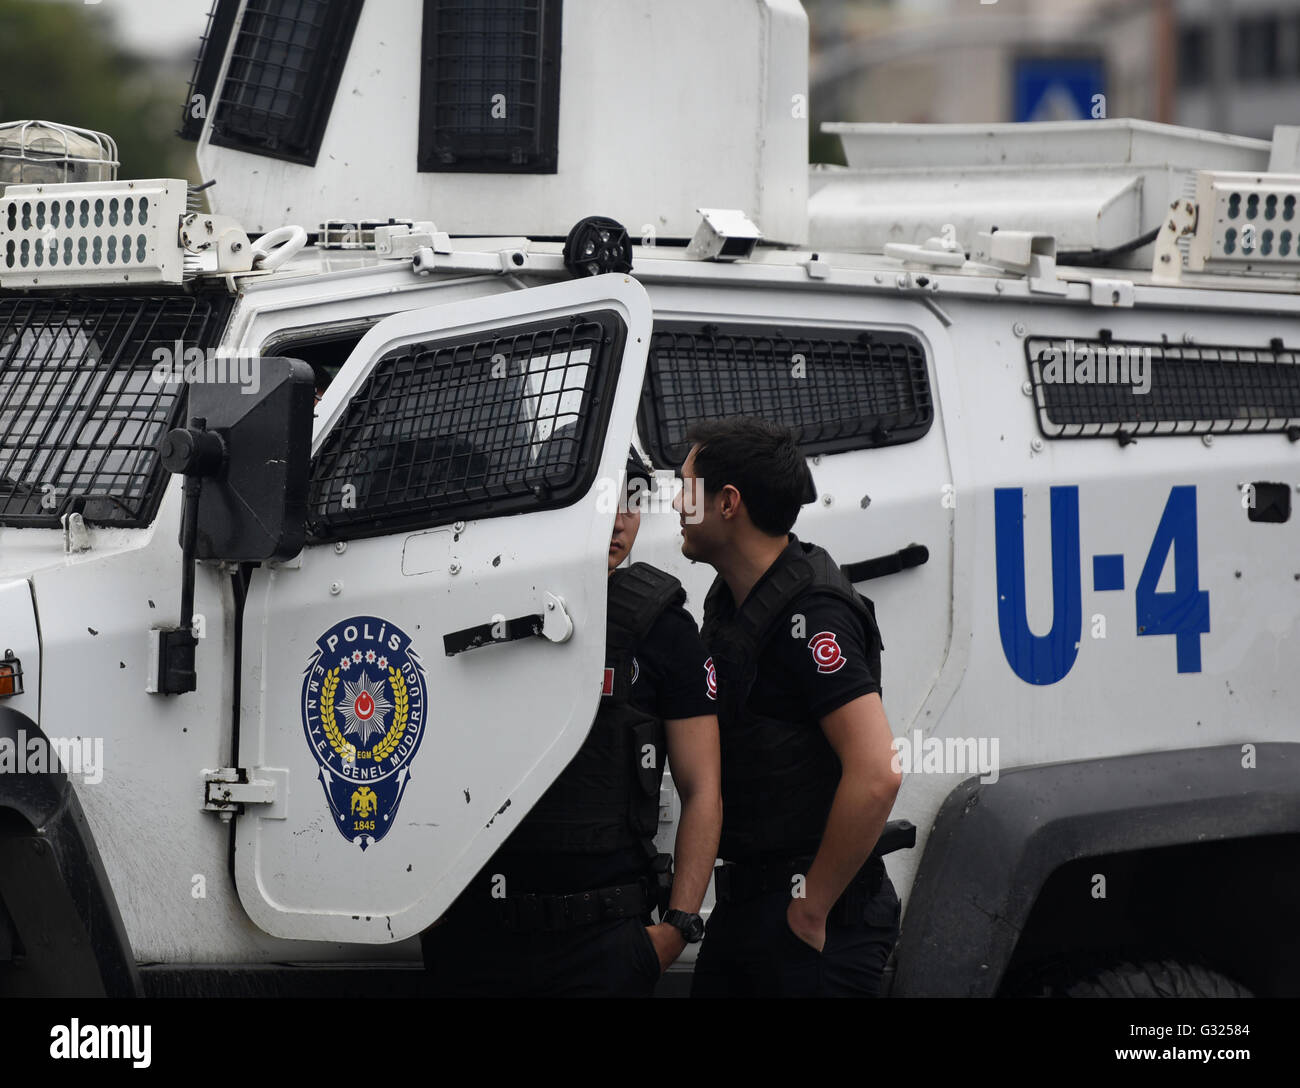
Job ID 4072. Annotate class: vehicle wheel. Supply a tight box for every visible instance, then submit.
[1042,959,1252,998]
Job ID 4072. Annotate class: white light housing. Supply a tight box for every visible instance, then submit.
[684,208,763,261]
[0,179,189,288]
[1187,170,1300,273]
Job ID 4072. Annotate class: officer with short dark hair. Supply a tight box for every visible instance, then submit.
[422,450,721,997]
[674,417,903,998]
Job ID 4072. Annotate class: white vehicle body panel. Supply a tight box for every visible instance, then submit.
[234,275,653,942]
[1,238,1297,962]
[196,0,810,243]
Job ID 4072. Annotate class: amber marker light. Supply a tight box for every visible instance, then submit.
[0,650,23,697]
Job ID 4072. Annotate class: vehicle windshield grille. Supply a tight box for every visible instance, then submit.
[418,0,563,173]
[1026,336,1300,437]
[638,323,933,467]
[210,0,363,165]
[309,309,623,541]
[0,294,229,528]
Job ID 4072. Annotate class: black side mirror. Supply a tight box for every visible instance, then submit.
[161,356,314,561]
[152,357,313,695]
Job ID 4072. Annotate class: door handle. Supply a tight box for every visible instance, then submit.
[842,543,929,583]
[443,593,573,656]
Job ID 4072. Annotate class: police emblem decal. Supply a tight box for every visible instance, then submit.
[302,616,427,850]
[808,631,846,674]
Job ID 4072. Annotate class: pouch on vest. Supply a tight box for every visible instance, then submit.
[630,716,663,838]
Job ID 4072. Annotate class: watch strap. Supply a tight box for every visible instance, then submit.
[663,909,704,943]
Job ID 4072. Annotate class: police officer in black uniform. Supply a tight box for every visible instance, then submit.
[673,418,903,998]
[422,451,721,997]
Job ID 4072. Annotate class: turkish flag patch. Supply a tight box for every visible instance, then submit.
[808,631,846,674]
[601,667,615,696]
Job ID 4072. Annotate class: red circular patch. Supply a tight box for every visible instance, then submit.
[704,657,717,700]
[809,632,846,674]
[355,691,375,719]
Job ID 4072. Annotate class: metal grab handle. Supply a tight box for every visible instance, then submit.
[251,225,308,271]
[443,593,572,656]
[842,543,929,583]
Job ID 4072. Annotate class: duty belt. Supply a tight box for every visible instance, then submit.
[714,854,886,907]
[712,819,915,921]
[491,880,651,933]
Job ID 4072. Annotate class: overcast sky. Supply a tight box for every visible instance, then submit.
[60,0,215,58]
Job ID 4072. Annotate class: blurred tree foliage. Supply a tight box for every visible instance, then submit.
[0,0,198,180]
[809,120,847,167]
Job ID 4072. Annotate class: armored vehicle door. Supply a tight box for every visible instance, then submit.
[234,275,651,942]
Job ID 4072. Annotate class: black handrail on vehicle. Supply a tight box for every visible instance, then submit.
[842,543,929,583]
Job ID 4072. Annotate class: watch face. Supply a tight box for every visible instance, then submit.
[668,911,705,943]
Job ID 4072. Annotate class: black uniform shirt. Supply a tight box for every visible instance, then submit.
[484,597,715,896]
[718,535,883,725]
[744,592,882,722]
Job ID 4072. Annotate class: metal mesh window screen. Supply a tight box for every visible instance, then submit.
[309,310,624,541]
[179,0,241,141]
[0,294,230,528]
[1026,336,1300,437]
[638,324,933,468]
[211,0,363,165]
[418,0,562,173]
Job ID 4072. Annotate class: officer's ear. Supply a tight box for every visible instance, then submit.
[801,462,818,505]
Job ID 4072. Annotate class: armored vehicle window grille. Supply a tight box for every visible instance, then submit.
[1025,336,1300,438]
[210,0,364,165]
[179,0,241,141]
[309,310,624,541]
[638,324,933,468]
[418,0,562,174]
[0,294,231,528]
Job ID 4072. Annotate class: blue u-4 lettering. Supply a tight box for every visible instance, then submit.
[994,485,1209,684]
[995,486,1082,685]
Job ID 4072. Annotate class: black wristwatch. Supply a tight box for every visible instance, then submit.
[662,909,705,944]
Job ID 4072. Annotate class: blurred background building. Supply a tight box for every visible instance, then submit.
[806,0,1300,161]
[0,0,1297,177]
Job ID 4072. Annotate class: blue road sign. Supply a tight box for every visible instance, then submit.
[1013,57,1107,122]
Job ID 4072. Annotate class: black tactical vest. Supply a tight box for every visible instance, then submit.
[701,537,882,861]
[507,563,685,854]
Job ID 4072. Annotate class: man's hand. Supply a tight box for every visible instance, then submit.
[645,922,686,973]
[801,693,901,919]
[786,897,827,953]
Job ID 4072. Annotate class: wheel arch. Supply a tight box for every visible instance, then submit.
[891,742,1300,997]
[0,706,141,997]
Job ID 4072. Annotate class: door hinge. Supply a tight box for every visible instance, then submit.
[202,767,287,821]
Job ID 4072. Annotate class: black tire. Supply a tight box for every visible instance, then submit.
[1051,959,1253,998]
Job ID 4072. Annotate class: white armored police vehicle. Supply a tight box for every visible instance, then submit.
[0,0,1296,998]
